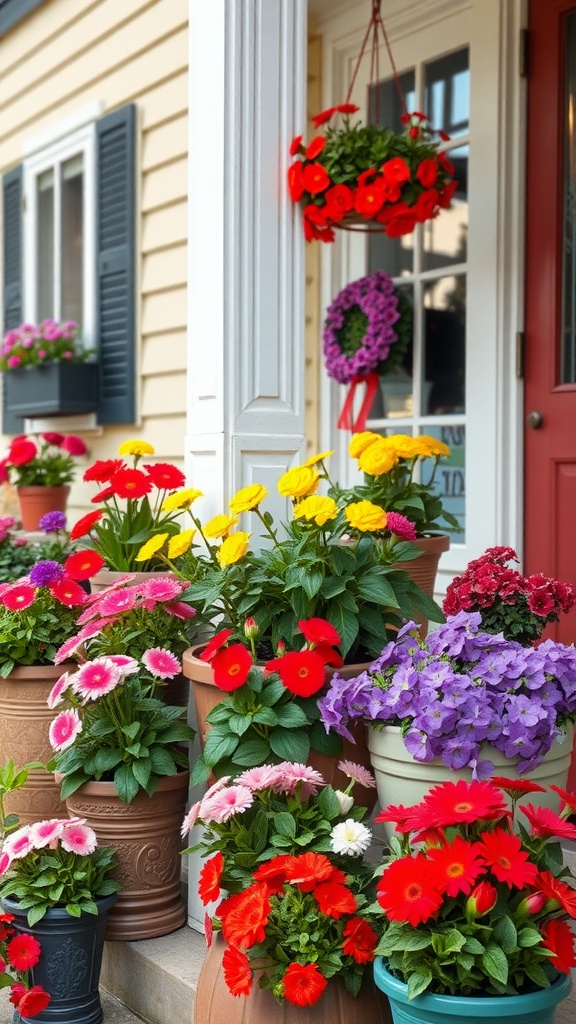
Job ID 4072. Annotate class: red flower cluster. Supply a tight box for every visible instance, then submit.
[288,107,457,243]
[0,432,87,488]
[443,546,576,644]
[0,913,51,1018]
[200,617,342,695]
[216,852,378,1005]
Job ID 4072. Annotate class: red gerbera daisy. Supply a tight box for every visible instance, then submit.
[199,629,234,662]
[426,836,486,897]
[211,644,253,692]
[16,987,52,1018]
[305,136,326,160]
[549,784,576,814]
[222,945,252,997]
[91,485,115,504]
[282,963,327,1007]
[521,803,576,842]
[50,578,88,607]
[143,463,186,490]
[2,583,36,612]
[65,549,106,581]
[7,438,37,466]
[110,468,153,500]
[265,650,326,698]
[298,617,341,648]
[477,828,538,888]
[491,776,547,799]
[198,851,224,906]
[376,854,443,926]
[311,106,336,128]
[284,852,335,892]
[313,881,357,919]
[342,917,379,964]
[374,803,422,833]
[83,459,124,483]
[535,870,576,917]
[541,918,576,974]
[69,510,104,540]
[6,933,42,971]
[420,780,508,828]
[221,883,271,949]
[253,855,293,895]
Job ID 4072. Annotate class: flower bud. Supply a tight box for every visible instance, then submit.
[466,881,497,918]
[334,790,354,815]
[244,617,259,640]
[275,639,286,658]
[515,891,547,919]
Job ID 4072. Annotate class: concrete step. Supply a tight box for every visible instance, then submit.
[0,987,148,1024]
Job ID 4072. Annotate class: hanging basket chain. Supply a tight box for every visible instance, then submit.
[345,0,408,123]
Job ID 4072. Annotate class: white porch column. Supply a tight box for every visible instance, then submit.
[186,0,308,929]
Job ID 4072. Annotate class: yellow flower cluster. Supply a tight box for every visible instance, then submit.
[350,432,450,477]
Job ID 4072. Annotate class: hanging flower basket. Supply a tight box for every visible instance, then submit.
[288,106,458,244]
[323,270,412,431]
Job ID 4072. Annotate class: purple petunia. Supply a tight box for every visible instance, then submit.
[323,271,408,384]
[39,510,67,532]
[29,560,65,587]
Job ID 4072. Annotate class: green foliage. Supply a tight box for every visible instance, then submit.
[0,586,80,675]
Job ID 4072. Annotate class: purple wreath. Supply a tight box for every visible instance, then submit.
[323,270,406,384]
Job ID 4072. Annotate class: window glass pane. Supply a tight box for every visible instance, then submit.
[562,12,576,383]
[61,154,84,327]
[423,148,468,270]
[422,424,466,540]
[37,169,54,320]
[424,49,469,138]
[424,275,466,415]
[370,285,414,420]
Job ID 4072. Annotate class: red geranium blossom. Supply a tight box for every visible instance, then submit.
[302,163,331,195]
[377,201,418,237]
[541,918,576,974]
[17,987,52,1018]
[60,434,87,456]
[354,182,386,218]
[83,459,123,483]
[382,156,411,185]
[312,642,343,668]
[377,854,443,926]
[200,629,234,662]
[311,106,336,128]
[416,158,438,187]
[289,134,303,156]
[282,962,328,1007]
[414,188,440,223]
[297,617,341,648]
[69,510,104,540]
[265,650,326,698]
[313,881,357,919]
[477,828,539,889]
[222,945,252,997]
[143,463,186,490]
[324,183,354,221]
[65,549,106,581]
[221,883,271,949]
[426,836,486,897]
[211,644,253,692]
[284,852,335,892]
[6,933,42,971]
[342,916,378,964]
[198,851,224,905]
[305,136,326,160]
[520,803,576,842]
[110,468,153,500]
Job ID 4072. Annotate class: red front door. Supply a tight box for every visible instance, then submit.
[525,0,576,645]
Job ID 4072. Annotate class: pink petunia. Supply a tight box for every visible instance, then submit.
[29,820,65,848]
[2,828,33,860]
[199,785,254,824]
[337,760,377,789]
[142,647,181,679]
[54,634,84,664]
[273,762,326,797]
[60,822,97,855]
[164,601,196,620]
[73,658,123,699]
[2,584,36,612]
[97,588,138,617]
[49,709,82,751]
[141,577,184,603]
[235,765,286,791]
[47,672,71,709]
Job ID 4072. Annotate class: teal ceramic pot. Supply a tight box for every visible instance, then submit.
[374,958,572,1024]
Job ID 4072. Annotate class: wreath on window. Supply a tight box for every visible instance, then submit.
[323,270,412,432]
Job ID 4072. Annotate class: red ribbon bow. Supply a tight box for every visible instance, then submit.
[337,373,380,433]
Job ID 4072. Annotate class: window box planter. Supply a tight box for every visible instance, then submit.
[4,360,99,417]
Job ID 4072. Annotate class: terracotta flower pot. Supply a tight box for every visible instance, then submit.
[0,662,74,824]
[195,933,393,1024]
[16,485,70,531]
[182,645,375,805]
[64,772,189,941]
[400,533,450,636]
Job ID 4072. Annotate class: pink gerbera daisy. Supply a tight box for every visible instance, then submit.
[73,658,123,699]
[97,588,138,617]
[164,601,196,620]
[47,672,71,709]
[77,618,115,640]
[337,760,377,789]
[49,709,83,751]
[273,763,325,797]
[181,801,202,837]
[0,851,12,875]
[141,577,184,603]
[2,827,33,860]
[60,822,98,855]
[200,785,254,824]
[54,634,84,664]
[107,654,139,676]
[29,820,65,848]
[2,584,36,611]
[235,765,286,791]
[142,647,181,679]
[75,604,101,625]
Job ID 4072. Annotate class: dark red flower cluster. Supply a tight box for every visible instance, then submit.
[288,107,457,243]
[443,546,576,644]
[0,913,51,1018]
[216,852,378,1005]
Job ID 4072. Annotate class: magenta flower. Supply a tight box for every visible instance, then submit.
[73,658,123,699]
[107,654,139,676]
[49,708,82,751]
[2,827,33,859]
[29,820,65,848]
[98,588,138,617]
[60,822,97,855]
[142,647,181,679]
[181,801,202,837]
[0,851,12,875]
[164,601,196,620]
[54,634,84,664]
[386,511,418,541]
[200,785,254,824]
[141,577,184,603]
[1,584,36,611]
[47,672,71,709]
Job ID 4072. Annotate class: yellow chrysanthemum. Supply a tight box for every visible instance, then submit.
[229,484,268,515]
[203,514,239,540]
[344,501,387,533]
[358,441,399,477]
[167,529,196,559]
[304,450,334,467]
[293,495,338,526]
[415,435,451,458]
[277,466,319,499]
[217,531,251,566]
[135,532,169,562]
[349,432,381,459]
[161,488,204,512]
[118,439,155,457]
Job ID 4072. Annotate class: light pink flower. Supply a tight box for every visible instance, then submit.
[181,801,201,837]
[142,647,181,679]
[54,635,84,664]
[199,785,254,824]
[47,672,71,709]
[49,709,82,751]
[60,822,98,855]
[29,820,65,848]
[73,658,123,699]
[235,765,286,791]
[141,577,184,603]
[337,760,377,789]
[164,602,196,620]
[107,654,139,676]
[202,776,232,801]
[2,827,33,859]
[273,763,325,798]
[98,588,138,617]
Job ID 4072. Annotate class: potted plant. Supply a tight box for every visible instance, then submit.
[188,760,389,1024]
[373,777,575,1023]
[443,546,576,645]
[318,612,576,826]
[0,811,119,1024]
[0,433,88,530]
[288,106,458,243]
[48,641,195,940]
[0,563,91,823]
[0,512,75,584]
[74,438,190,580]
[0,320,97,419]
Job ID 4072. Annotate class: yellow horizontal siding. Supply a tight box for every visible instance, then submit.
[142,114,188,172]
[141,331,187,375]
[142,200,188,253]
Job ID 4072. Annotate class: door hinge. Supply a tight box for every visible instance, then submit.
[520,28,529,77]
[516,330,525,378]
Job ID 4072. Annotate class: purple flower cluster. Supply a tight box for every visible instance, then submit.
[39,511,67,533]
[29,560,65,587]
[318,611,576,777]
[323,271,404,384]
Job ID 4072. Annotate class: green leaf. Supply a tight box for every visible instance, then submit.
[274,813,296,838]
[309,720,342,756]
[94,748,123,773]
[27,905,48,926]
[481,943,508,985]
[356,570,400,608]
[517,927,544,948]
[113,764,141,804]
[274,704,309,728]
[493,915,517,955]
[203,730,239,767]
[269,728,310,763]
[318,786,342,820]
[232,738,271,767]
[407,971,432,1000]
[524,962,551,988]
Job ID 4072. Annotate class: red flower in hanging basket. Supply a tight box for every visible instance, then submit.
[288,108,458,243]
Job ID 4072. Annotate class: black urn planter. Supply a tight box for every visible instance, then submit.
[3,893,116,1024]
[4,362,98,418]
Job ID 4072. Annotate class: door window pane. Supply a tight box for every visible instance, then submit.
[61,154,84,327]
[424,275,466,415]
[423,424,466,539]
[37,169,54,320]
[561,12,576,383]
[424,50,470,138]
[423,148,468,269]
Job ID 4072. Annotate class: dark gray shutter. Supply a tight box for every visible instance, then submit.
[96,105,136,424]
[2,164,24,434]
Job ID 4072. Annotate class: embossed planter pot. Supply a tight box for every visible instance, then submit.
[0,663,74,824]
[64,773,189,941]
[3,893,116,1024]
